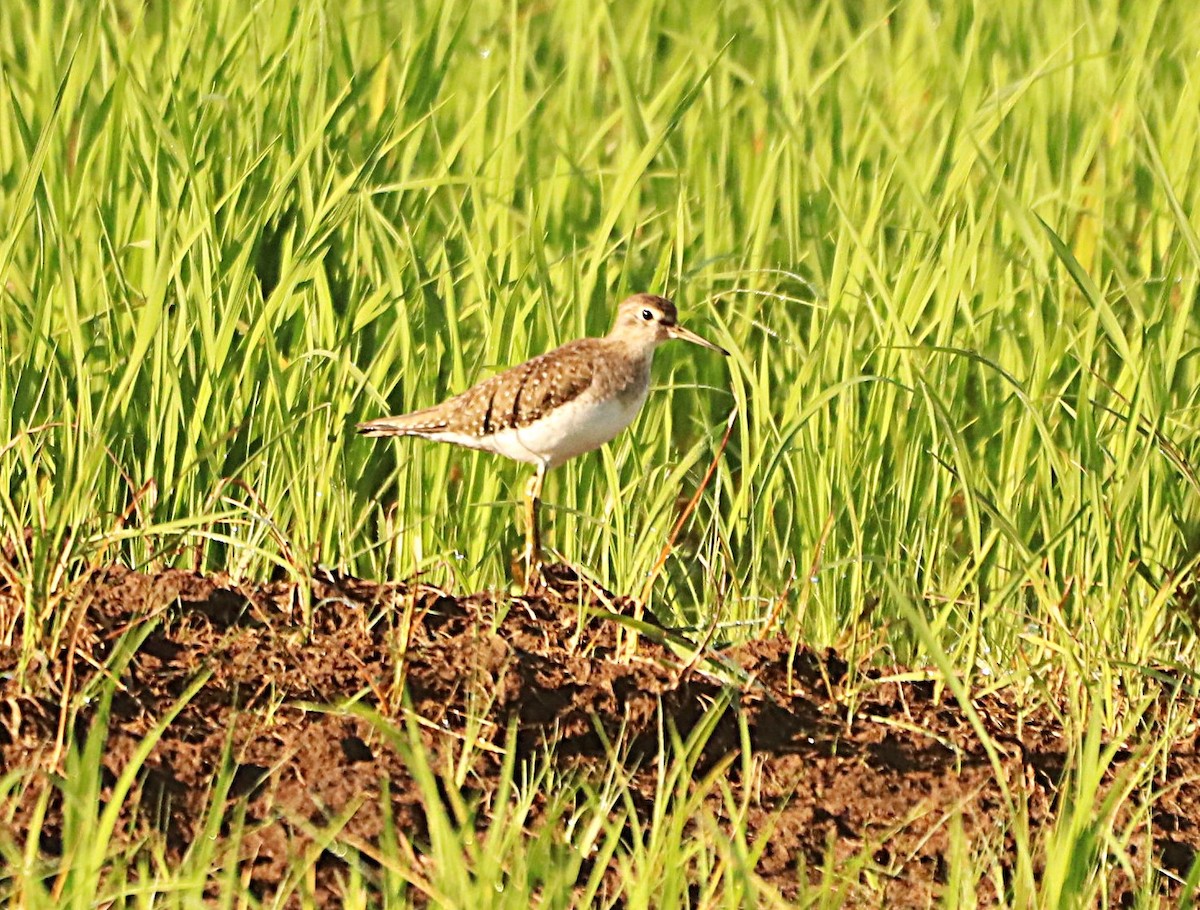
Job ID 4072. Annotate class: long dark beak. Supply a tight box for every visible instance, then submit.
[667,322,729,356]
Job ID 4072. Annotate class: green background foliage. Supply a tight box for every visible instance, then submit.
[5,0,1200,904]
[5,0,1200,676]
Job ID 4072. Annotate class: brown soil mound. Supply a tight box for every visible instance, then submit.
[1,564,1198,905]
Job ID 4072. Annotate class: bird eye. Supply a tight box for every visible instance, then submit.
[641,308,654,321]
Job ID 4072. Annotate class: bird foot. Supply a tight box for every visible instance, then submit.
[510,546,544,594]
[523,556,543,594]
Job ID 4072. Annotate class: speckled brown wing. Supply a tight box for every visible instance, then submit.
[357,339,599,438]
[443,339,598,436]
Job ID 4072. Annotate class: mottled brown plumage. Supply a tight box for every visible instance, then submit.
[368,338,602,438]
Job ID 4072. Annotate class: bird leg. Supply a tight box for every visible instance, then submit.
[522,462,547,591]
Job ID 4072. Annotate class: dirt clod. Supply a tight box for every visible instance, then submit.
[1,563,1198,905]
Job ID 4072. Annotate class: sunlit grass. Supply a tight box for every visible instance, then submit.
[4,0,1200,903]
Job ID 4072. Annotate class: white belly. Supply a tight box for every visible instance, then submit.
[444,389,647,467]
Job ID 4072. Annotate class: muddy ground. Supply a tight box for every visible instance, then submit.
[1,563,1198,905]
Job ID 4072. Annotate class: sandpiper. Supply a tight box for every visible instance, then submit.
[358,293,728,586]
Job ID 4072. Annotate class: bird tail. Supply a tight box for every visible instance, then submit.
[356,410,447,437]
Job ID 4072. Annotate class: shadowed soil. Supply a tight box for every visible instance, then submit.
[1,563,1198,905]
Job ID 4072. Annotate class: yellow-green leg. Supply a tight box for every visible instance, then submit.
[522,461,547,591]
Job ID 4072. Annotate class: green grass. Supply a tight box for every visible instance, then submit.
[4,0,1200,904]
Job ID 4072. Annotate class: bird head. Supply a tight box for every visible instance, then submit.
[609,293,728,356]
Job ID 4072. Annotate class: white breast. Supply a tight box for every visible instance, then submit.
[465,386,649,467]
